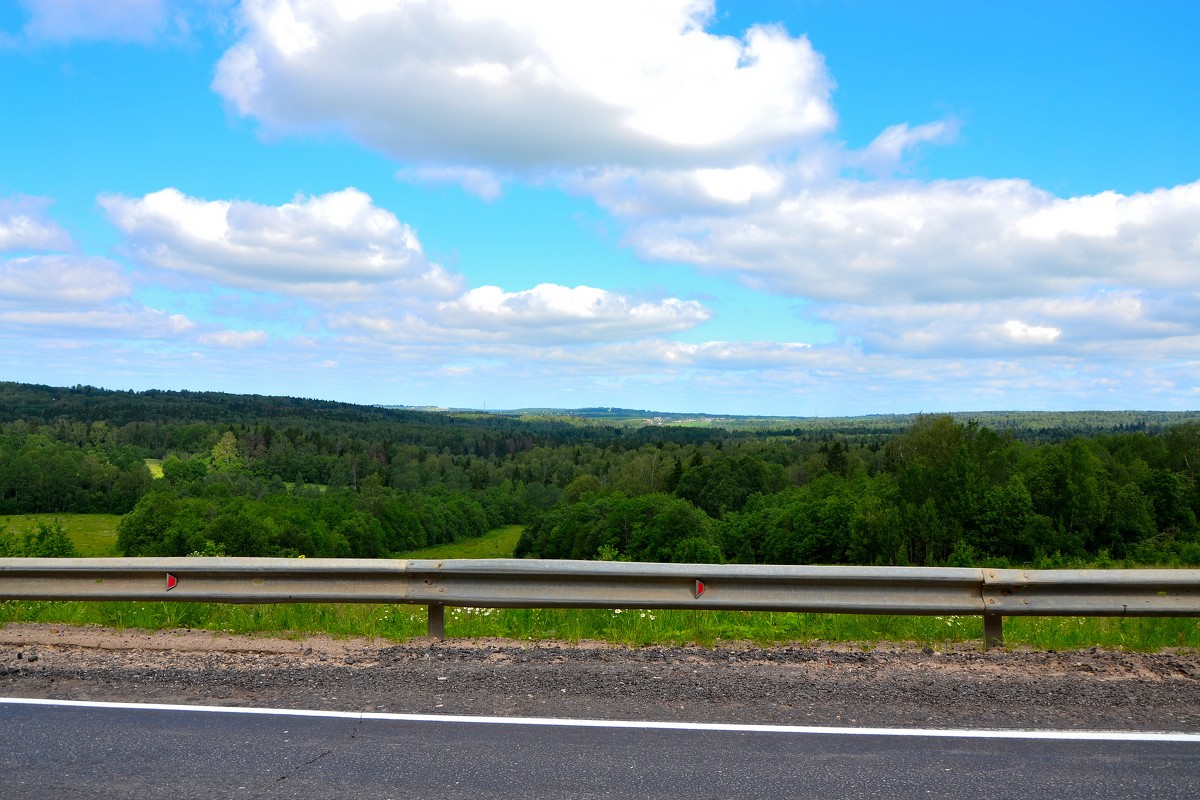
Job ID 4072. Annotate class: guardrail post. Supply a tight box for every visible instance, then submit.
[983,613,1003,651]
[427,604,445,641]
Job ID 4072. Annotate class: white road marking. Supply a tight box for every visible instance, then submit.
[3,696,1198,743]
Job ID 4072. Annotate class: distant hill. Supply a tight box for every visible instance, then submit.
[495,406,1200,439]
[4,381,1199,440]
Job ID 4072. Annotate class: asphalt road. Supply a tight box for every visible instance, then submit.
[2,699,1198,800]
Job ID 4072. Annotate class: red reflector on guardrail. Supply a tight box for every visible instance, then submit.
[694,580,705,599]
[166,573,177,591]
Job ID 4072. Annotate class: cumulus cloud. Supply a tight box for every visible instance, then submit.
[191,0,1200,412]
[0,196,71,251]
[0,255,130,306]
[98,186,718,348]
[213,0,834,174]
[628,179,1200,304]
[0,198,212,346]
[437,283,710,340]
[100,187,461,300]
[331,283,712,344]
[817,290,1198,360]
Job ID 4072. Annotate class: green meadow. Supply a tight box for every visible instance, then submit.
[1,513,122,557]
[395,524,523,560]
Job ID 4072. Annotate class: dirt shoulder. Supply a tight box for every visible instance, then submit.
[2,623,1197,733]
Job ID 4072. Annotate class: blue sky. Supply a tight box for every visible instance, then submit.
[2,1,1198,415]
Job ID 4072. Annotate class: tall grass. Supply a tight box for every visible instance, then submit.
[1,520,1195,651]
[1,600,1194,651]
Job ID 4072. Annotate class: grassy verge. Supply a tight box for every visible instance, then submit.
[1,513,122,556]
[0,600,1194,651]
[1,523,1194,651]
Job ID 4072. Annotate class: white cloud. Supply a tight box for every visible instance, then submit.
[817,290,1198,359]
[0,255,130,305]
[325,332,817,374]
[100,187,461,300]
[692,165,783,205]
[197,329,270,347]
[287,327,1200,411]
[6,4,1192,413]
[0,307,195,338]
[99,187,715,349]
[850,120,960,177]
[628,179,1200,304]
[213,0,834,173]
[19,0,169,44]
[310,327,1199,413]
[399,166,506,201]
[0,196,212,347]
[439,283,710,340]
[330,283,712,344]
[0,196,71,251]
[13,0,232,45]
[571,339,814,371]
[1002,320,1061,345]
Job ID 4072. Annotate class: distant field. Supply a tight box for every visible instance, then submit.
[144,458,164,478]
[396,525,523,559]
[0,517,520,560]
[1,513,122,556]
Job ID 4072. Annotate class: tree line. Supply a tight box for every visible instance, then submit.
[517,416,1200,567]
[0,424,152,515]
[0,382,1197,566]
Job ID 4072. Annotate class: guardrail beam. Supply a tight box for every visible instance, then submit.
[1,558,1196,650]
[983,568,1200,617]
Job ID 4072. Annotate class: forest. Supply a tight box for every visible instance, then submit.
[1,381,1198,567]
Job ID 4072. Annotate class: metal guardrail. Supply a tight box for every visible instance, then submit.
[1,558,1197,649]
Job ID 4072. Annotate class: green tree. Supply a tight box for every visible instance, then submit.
[209,431,243,472]
[162,454,209,486]
[24,520,80,557]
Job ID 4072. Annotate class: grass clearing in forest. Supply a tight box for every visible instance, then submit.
[1,513,122,556]
[395,525,524,559]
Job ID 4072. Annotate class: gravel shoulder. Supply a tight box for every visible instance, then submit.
[2,623,1197,733]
